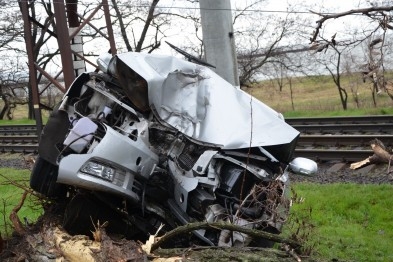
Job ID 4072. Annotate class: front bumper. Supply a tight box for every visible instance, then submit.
[57,126,159,202]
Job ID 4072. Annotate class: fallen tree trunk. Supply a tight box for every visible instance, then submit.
[350,139,392,169]
[149,221,301,253]
[153,246,309,262]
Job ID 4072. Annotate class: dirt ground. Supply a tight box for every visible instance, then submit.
[0,209,320,262]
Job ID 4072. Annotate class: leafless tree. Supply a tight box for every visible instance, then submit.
[342,52,364,108]
[111,0,164,53]
[0,3,28,119]
[0,64,29,120]
[309,4,393,44]
[0,1,63,119]
[325,43,348,110]
[127,0,313,90]
[309,1,393,105]
[110,0,199,54]
[232,1,314,88]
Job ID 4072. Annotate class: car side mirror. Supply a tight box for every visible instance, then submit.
[289,157,318,176]
[97,52,113,73]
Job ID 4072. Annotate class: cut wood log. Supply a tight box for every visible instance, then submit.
[350,157,371,169]
[350,139,392,169]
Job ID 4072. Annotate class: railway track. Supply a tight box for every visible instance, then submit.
[1,115,392,161]
[288,116,393,161]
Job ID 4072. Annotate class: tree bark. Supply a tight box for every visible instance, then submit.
[9,191,28,236]
[350,139,392,169]
[150,221,301,253]
[154,246,308,262]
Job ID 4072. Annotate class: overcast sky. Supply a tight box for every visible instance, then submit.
[265,0,366,12]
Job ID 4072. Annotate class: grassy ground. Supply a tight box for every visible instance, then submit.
[0,102,50,124]
[285,183,393,262]
[0,168,43,237]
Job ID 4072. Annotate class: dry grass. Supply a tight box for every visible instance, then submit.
[247,74,393,116]
[0,102,50,123]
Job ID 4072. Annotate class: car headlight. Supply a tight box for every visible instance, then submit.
[80,161,115,182]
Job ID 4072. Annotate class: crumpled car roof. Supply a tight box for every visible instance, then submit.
[114,52,299,150]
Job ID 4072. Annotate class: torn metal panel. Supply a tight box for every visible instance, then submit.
[113,52,299,150]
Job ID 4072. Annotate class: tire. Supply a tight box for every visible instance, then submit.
[63,192,140,239]
[30,156,66,198]
[250,226,280,248]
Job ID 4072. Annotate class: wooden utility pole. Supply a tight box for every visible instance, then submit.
[66,0,87,77]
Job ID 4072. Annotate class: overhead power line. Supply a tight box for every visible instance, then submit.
[8,0,364,16]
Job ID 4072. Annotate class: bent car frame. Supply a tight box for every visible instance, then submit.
[30,51,317,247]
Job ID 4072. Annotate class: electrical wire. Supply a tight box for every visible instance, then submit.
[10,0,365,16]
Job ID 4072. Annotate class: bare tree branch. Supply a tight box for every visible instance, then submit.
[150,221,301,252]
[310,6,393,43]
[136,0,160,52]
[111,0,132,51]
[9,191,28,236]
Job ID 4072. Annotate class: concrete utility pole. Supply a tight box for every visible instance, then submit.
[66,0,87,77]
[199,0,239,86]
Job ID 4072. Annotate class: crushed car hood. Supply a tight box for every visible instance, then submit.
[112,52,299,151]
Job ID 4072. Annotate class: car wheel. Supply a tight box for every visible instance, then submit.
[251,226,280,248]
[63,192,141,239]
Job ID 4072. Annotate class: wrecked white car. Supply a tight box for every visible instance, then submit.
[30,51,317,247]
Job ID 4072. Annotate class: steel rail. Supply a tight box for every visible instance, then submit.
[2,123,393,135]
[286,115,393,125]
[0,143,38,154]
[0,135,39,143]
[1,115,391,130]
[294,149,374,162]
[298,134,393,147]
[292,123,393,134]
[0,115,392,161]
[0,142,374,162]
[0,125,39,135]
